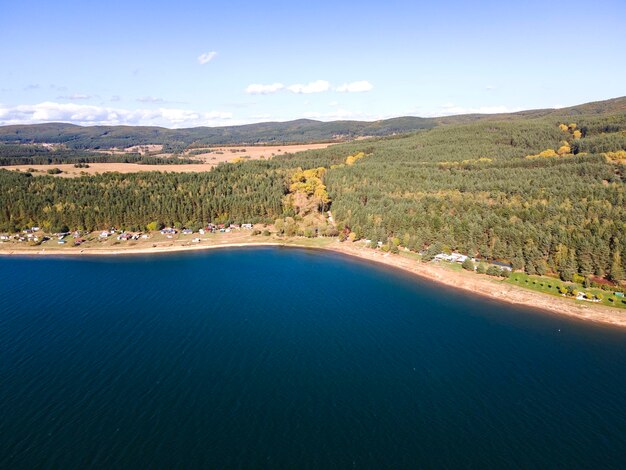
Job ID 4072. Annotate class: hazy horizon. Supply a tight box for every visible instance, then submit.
[3,96,624,131]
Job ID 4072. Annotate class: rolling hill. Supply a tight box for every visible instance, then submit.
[0,97,623,150]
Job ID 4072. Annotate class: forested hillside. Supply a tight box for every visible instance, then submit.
[2,96,622,150]
[0,117,436,150]
[319,115,626,281]
[1,101,625,283]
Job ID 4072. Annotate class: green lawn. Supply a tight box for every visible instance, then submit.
[507,272,626,310]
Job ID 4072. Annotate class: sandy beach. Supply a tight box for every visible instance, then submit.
[2,235,625,329]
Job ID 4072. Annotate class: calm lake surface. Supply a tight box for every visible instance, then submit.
[1,247,626,468]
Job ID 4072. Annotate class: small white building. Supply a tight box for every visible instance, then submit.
[434,252,469,263]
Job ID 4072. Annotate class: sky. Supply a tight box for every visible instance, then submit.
[1,0,625,128]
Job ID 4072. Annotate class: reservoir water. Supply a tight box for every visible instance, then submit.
[1,247,625,468]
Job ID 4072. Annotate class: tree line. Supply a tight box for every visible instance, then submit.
[1,112,625,283]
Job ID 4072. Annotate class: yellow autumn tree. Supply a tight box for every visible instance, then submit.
[345,152,366,165]
[604,151,626,163]
[557,142,571,155]
[559,124,569,132]
[526,149,558,159]
[573,130,582,139]
[286,167,331,215]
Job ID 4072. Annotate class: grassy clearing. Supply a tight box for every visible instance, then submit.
[507,272,626,310]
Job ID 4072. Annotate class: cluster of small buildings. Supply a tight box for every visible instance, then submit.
[158,223,255,237]
[1,222,258,247]
[1,227,45,243]
[116,233,147,241]
[432,252,513,271]
[433,252,470,263]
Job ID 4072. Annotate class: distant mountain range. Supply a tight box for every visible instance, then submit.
[0,97,624,150]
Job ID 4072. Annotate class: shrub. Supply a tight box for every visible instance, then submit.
[462,258,475,271]
[421,243,441,262]
[486,266,501,276]
[325,227,339,237]
[146,221,162,231]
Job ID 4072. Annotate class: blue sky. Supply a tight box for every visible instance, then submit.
[1,0,624,128]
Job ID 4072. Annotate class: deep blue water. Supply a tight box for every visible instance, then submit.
[1,247,626,468]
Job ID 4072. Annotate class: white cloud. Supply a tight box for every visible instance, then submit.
[0,102,239,128]
[136,96,165,103]
[485,85,496,91]
[245,83,284,95]
[335,81,373,93]
[420,103,524,117]
[301,109,388,121]
[243,79,370,96]
[57,93,91,100]
[197,51,218,65]
[287,80,330,94]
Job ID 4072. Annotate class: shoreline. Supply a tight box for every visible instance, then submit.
[2,239,625,329]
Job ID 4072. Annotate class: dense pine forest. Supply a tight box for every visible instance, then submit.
[0,143,201,166]
[1,98,625,282]
[321,116,626,281]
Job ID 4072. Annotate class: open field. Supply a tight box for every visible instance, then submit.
[6,162,215,177]
[2,142,336,176]
[94,144,165,155]
[184,143,334,162]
